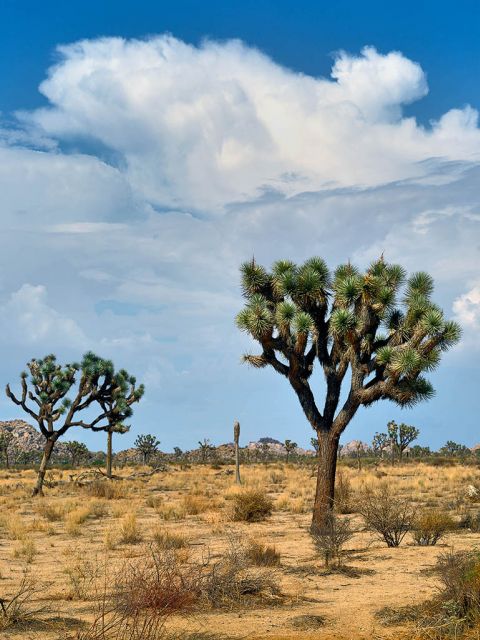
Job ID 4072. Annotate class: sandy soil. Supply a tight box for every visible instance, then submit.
[0,462,479,639]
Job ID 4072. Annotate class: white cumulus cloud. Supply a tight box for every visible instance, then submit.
[19,37,480,212]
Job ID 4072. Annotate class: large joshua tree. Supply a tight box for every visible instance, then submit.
[236,256,461,530]
[6,353,144,495]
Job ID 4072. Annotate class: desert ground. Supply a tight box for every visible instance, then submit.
[1,461,480,640]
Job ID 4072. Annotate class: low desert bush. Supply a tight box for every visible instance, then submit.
[0,571,46,630]
[245,540,281,567]
[311,513,353,568]
[436,550,480,619]
[358,484,414,547]
[413,550,480,636]
[120,513,142,544]
[230,490,273,522]
[64,555,101,600]
[412,509,456,546]
[114,545,281,616]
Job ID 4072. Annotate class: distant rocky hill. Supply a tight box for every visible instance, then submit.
[0,420,103,462]
[0,420,68,457]
[246,438,315,457]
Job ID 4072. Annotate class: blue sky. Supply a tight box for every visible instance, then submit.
[0,1,479,452]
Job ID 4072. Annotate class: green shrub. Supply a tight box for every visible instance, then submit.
[311,513,353,567]
[412,509,456,546]
[358,484,414,547]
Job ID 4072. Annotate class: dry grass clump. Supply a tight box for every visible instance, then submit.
[358,484,415,547]
[35,501,63,521]
[182,495,215,515]
[84,479,129,500]
[12,538,37,564]
[230,489,273,522]
[156,504,187,521]
[334,471,354,514]
[245,540,281,567]
[65,506,92,536]
[120,513,143,544]
[152,528,188,550]
[145,494,163,510]
[412,509,456,546]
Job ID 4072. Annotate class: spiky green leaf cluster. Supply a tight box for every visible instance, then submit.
[237,255,462,412]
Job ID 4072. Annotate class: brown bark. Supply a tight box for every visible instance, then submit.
[33,438,56,496]
[311,430,339,531]
[106,430,113,479]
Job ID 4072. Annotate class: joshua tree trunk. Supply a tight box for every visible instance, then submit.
[106,430,113,479]
[311,430,339,531]
[233,420,241,485]
[33,438,56,496]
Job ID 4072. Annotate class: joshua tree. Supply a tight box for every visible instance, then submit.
[236,256,460,529]
[387,420,419,463]
[233,420,241,484]
[439,440,470,458]
[6,352,144,495]
[410,445,431,458]
[372,432,389,459]
[198,438,213,463]
[173,446,183,460]
[284,439,298,463]
[92,369,144,478]
[134,434,160,465]
[64,440,89,467]
[0,428,14,468]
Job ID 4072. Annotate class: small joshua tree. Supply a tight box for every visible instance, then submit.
[284,439,298,463]
[134,434,160,465]
[439,440,470,458]
[64,440,89,467]
[0,427,14,468]
[173,446,183,460]
[198,438,213,463]
[6,352,144,495]
[234,420,241,484]
[236,256,460,529]
[372,432,389,459]
[93,369,144,478]
[387,420,419,463]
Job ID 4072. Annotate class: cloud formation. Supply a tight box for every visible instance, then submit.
[0,35,479,447]
[20,37,480,211]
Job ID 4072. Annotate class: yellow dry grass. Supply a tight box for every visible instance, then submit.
[0,461,479,639]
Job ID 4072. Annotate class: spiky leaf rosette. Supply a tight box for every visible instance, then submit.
[236,256,461,434]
